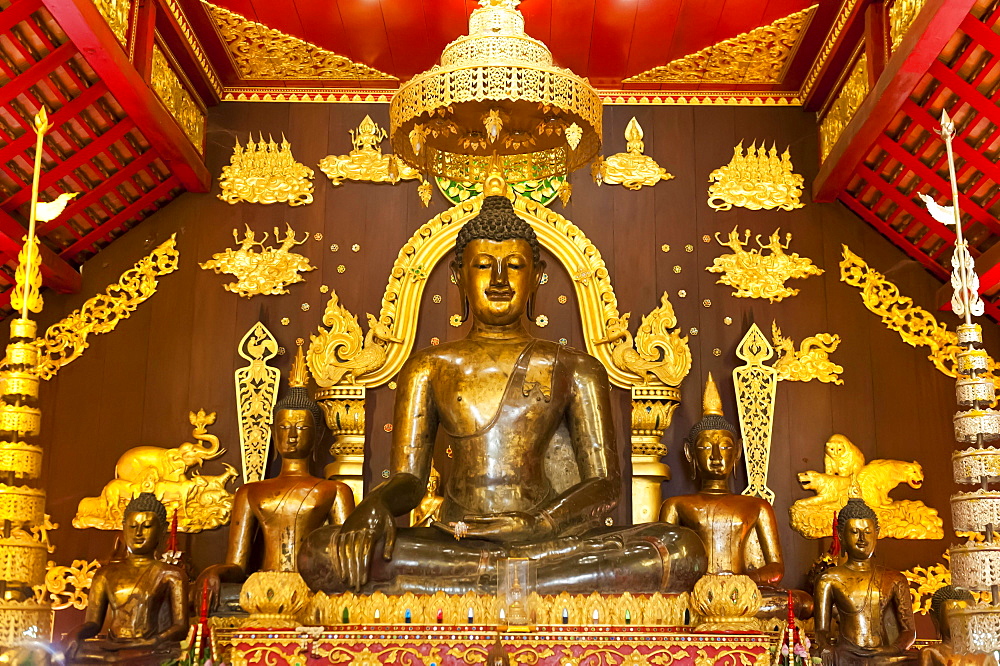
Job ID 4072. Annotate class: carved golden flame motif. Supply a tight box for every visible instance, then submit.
[771,322,844,384]
[319,115,421,187]
[218,135,314,206]
[733,324,778,504]
[592,117,673,191]
[235,323,280,484]
[789,434,943,539]
[73,410,236,533]
[707,226,822,302]
[624,5,817,84]
[200,225,316,297]
[707,142,804,211]
[10,238,42,316]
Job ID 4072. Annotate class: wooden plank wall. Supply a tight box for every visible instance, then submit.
[29,102,991,635]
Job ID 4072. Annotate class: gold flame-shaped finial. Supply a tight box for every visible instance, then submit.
[483,155,509,197]
[289,339,309,388]
[703,372,724,417]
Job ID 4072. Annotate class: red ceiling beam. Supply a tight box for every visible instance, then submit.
[0,0,43,35]
[0,81,107,164]
[812,0,977,202]
[39,0,210,192]
[0,209,80,294]
[0,42,77,108]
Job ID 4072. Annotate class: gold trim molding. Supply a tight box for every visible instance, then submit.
[203,1,397,81]
[818,54,869,162]
[150,44,207,151]
[623,5,817,84]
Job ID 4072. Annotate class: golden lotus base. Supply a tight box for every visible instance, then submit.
[220,626,773,666]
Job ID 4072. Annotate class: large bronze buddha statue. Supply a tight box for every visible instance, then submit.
[298,192,706,595]
[659,374,813,619]
[196,346,355,610]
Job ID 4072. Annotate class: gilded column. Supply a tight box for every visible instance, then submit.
[630,386,680,524]
[316,385,366,506]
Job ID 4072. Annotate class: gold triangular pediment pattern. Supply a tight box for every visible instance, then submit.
[623,5,817,85]
[202,1,397,81]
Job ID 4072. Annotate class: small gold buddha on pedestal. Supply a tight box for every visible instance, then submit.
[196,344,355,612]
[814,497,917,665]
[63,493,188,664]
[919,586,995,666]
[659,373,812,619]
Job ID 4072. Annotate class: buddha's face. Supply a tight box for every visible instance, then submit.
[457,238,542,327]
[274,408,314,459]
[690,429,738,480]
[123,510,162,556]
[842,517,877,560]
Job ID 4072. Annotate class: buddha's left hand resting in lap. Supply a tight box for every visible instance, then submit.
[298,193,707,595]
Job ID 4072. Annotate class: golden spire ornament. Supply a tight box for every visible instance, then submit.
[703,371,724,417]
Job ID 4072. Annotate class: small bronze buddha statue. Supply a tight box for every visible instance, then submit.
[814,497,917,665]
[659,373,813,619]
[919,585,995,666]
[63,493,188,664]
[196,345,355,610]
[298,190,706,595]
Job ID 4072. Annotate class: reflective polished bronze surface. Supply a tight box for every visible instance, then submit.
[814,498,916,665]
[299,196,706,595]
[919,586,993,666]
[64,494,188,664]
[196,350,355,609]
[659,374,812,619]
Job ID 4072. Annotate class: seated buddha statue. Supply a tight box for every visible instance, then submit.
[659,373,813,619]
[920,585,996,666]
[63,493,188,664]
[298,190,707,595]
[196,345,355,610]
[814,498,917,665]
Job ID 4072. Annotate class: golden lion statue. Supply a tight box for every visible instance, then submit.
[789,434,942,540]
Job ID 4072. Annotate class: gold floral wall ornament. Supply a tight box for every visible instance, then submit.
[623,5,817,84]
[200,225,316,297]
[218,134,314,206]
[732,324,778,504]
[839,245,1000,388]
[771,322,844,384]
[706,226,823,302]
[592,118,673,191]
[707,142,805,211]
[319,115,422,187]
[235,323,280,484]
[202,1,397,81]
[28,235,180,381]
[45,559,100,611]
[73,410,237,533]
[789,434,944,539]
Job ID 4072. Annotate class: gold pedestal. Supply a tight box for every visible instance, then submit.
[316,385,367,505]
[239,571,311,629]
[690,574,762,632]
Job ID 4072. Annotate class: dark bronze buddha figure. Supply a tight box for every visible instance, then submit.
[298,192,706,595]
[919,585,994,666]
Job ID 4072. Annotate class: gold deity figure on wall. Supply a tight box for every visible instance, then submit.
[63,494,188,664]
[196,345,354,611]
[298,191,707,595]
[659,374,812,619]
[814,498,916,665]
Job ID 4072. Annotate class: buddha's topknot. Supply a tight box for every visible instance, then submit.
[274,387,325,436]
[837,497,879,540]
[124,492,168,526]
[454,196,540,267]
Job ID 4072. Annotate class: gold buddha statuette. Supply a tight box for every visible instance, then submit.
[814,498,917,665]
[195,344,355,611]
[63,493,188,664]
[919,585,995,666]
[298,193,706,595]
[659,373,813,619]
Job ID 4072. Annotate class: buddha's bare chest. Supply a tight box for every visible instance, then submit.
[836,572,888,613]
[248,483,329,529]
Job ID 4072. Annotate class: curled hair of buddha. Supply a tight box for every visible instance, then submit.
[836,497,879,539]
[687,373,738,443]
[274,342,325,433]
[454,196,541,268]
[124,492,168,526]
[930,585,973,622]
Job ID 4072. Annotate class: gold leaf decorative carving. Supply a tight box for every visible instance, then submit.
[592,117,673,191]
[150,45,206,150]
[771,321,844,384]
[818,55,868,162]
[10,237,42,316]
[890,0,927,50]
[235,323,280,484]
[706,226,822,302]
[707,142,804,211]
[73,410,237,532]
[789,434,944,539]
[319,115,421,187]
[45,559,100,611]
[624,5,817,84]
[200,225,316,297]
[839,245,999,389]
[218,135,315,206]
[202,1,396,81]
[733,324,778,504]
[93,0,130,44]
[31,236,180,381]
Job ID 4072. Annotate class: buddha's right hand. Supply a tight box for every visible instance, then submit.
[331,498,396,591]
